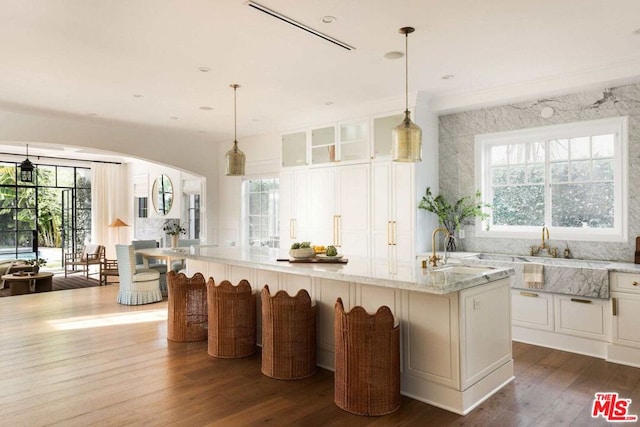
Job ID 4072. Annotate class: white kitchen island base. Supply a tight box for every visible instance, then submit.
[182,247,514,416]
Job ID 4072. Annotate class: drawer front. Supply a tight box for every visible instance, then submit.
[610,272,640,293]
[512,290,554,331]
[554,295,610,341]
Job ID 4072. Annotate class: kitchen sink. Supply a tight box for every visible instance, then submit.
[432,265,495,275]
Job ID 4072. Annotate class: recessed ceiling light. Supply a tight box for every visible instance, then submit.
[441,74,455,80]
[634,28,640,35]
[199,106,213,111]
[325,101,334,106]
[384,51,404,60]
[87,113,97,116]
[198,130,206,134]
[199,66,211,72]
[133,94,143,98]
[170,116,179,120]
[321,16,336,24]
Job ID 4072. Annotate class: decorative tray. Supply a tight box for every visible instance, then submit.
[280,257,348,264]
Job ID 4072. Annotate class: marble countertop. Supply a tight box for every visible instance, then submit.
[176,246,514,295]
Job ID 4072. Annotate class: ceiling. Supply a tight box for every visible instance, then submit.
[1,0,640,159]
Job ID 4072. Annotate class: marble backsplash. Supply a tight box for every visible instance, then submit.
[439,82,640,262]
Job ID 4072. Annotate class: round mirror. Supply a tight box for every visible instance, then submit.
[151,174,173,215]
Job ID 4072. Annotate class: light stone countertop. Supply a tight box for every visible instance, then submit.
[167,246,514,295]
[415,251,640,298]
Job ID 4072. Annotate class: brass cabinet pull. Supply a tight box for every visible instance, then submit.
[332,215,337,246]
[387,221,392,246]
[520,291,539,297]
[290,219,295,239]
[570,298,592,304]
[612,297,618,316]
[337,215,342,247]
[393,221,397,246]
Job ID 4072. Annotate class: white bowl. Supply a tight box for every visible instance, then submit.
[289,248,316,259]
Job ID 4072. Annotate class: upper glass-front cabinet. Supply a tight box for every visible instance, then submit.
[282,114,396,168]
[339,119,369,162]
[311,126,336,165]
[373,113,405,160]
[282,131,308,167]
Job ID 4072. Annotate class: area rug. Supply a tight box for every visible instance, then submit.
[0,275,107,297]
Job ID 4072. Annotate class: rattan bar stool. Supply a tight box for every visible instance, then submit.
[334,297,400,416]
[166,271,208,342]
[207,278,257,358]
[261,285,316,380]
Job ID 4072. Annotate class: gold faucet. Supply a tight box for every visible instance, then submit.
[429,227,450,267]
[530,226,558,257]
[540,226,550,251]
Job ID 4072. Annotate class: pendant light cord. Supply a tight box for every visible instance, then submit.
[233,85,237,143]
[405,31,409,113]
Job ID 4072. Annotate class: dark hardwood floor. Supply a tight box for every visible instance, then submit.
[0,285,638,426]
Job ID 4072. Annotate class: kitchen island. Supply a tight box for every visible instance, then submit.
[177,246,515,415]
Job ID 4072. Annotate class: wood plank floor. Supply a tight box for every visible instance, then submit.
[0,286,638,426]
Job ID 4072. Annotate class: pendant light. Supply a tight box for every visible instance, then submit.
[225,83,246,176]
[19,144,34,182]
[392,26,422,162]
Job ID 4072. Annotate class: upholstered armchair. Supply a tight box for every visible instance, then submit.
[131,240,168,292]
[64,244,105,280]
[115,244,162,305]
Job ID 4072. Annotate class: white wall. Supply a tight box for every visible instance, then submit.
[216,131,280,246]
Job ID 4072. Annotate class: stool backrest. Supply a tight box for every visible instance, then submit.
[261,285,312,307]
[334,297,396,331]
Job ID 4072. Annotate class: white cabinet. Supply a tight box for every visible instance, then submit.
[511,290,554,331]
[512,290,610,358]
[279,168,309,249]
[611,273,640,348]
[308,164,370,257]
[339,119,369,162]
[372,113,404,160]
[281,131,308,167]
[554,295,610,342]
[460,280,512,390]
[371,161,415,263]
[311,125,336,165]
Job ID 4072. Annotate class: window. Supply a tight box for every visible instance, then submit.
[245,178,279,248]
[136,197,148,218]
[475,117,628,242]
[186,194,200,239]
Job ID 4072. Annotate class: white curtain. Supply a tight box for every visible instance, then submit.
[92,163,128,258]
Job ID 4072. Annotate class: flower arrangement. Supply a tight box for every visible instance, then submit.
[26,257,47,267]
[418,187,491,250]
[163,222,187,236]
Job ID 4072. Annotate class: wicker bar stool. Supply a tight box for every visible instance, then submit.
[166,271,208,342]
[207,278,257,358]
[261,285,316,380]
[334,297,400,416]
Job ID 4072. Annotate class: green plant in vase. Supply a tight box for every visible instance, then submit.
[418,187,491,251]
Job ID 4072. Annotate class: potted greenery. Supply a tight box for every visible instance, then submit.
[26,257,47,274]
[418,187,491,251]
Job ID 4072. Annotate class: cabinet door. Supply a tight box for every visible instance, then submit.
[612,292,640,348]
[554,295,610,341]
[339,119,369,162]
[311,126,336,165]
[371,162,392,260]
[281,131,307,167]
[308,167,336,245]
[511,290,554,331]
[391,163,415,262]
[372,113,404,160]
[279,169,309,249]
[337,163,370,257]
